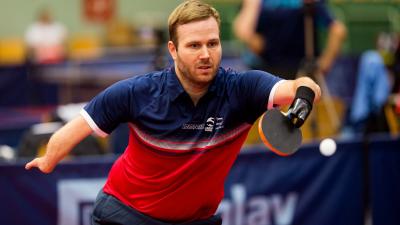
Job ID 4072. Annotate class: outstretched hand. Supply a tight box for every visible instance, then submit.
[25,157,54,174]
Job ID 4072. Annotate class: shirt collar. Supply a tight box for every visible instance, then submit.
[166,66,223,101]
[207,67,223,96]
[166,67,186,101]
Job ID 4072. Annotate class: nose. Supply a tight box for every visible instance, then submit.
[199,46,210,59]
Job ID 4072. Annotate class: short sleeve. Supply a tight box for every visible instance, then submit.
[236,70,282,121]
[81,79,134,137]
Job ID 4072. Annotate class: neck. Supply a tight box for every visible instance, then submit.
[187,89,208,106]
[175,66,209,106]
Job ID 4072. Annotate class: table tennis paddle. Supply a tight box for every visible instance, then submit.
[258,86,315,156]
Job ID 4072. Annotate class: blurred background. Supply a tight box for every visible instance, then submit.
[0,0,399,225]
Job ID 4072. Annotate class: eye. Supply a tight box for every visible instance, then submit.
[208,41,219,48]
[188,43,200,49]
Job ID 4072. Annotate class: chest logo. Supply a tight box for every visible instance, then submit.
[205,117,224,132]
[182,117,224,132]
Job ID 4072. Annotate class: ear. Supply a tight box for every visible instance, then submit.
[168,41,177,60]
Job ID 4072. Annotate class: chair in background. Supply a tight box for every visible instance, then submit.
[0,37,27,65]
[67,34,103,60]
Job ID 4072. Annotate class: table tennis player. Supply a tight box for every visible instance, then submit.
[25,1,321,224]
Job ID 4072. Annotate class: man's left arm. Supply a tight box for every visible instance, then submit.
[273,77,321,107]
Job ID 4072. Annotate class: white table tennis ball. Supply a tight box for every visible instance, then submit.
[319,138,337,156]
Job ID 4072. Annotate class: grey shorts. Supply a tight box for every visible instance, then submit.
[91,190,222,225]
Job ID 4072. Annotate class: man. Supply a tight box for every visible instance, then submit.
[25,1,321,224]
[233,0,347,79]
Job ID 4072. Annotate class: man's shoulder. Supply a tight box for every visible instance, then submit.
[217,68,272,90]
[125,70,164,84]
[120,70,166,94]
[218,67,240,80]
[220,68,274,80]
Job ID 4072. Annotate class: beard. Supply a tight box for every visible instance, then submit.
[176,55,220,87]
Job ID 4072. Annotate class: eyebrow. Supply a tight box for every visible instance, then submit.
[186,38,219,44]
[208,38,220,43]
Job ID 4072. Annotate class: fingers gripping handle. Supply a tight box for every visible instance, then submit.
[287,99,311,128]
[287,86,315,128]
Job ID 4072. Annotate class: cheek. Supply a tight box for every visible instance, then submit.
[178,51,197,64]
[177,53,194,70]
[211,48,222,59]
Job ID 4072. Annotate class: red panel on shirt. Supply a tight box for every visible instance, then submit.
[103,125,251,222]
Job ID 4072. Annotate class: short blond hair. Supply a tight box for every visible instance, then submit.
[168,0,221,47]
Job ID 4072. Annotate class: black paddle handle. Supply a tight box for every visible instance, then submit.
[287,86,315,128]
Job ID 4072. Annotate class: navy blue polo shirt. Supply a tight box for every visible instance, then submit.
[80,67,283,221]
[81,67,282,144]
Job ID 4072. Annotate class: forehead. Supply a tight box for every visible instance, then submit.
[176,17,220,44]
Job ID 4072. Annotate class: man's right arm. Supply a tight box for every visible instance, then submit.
[25,115,93,173]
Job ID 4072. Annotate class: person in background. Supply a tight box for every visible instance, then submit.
[25,8,67,64]
[233,0,347,79]
[341,32,399,137]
